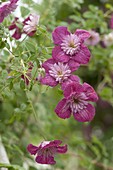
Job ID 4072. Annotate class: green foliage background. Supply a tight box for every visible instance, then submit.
[0,0,113,169]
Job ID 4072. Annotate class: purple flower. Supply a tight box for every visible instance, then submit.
[27,140,67,165]
[0,0,18,23]
[40,58,80,87]
[8,17,22,40]
[85,30,100,46]
[52,26,91,67]
[110,15,113,29]
[55,82,98,122]
[23,14,40,36]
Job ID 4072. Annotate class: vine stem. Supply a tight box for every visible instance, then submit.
[25,90,48,141]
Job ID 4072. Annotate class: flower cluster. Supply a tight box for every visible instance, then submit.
[0,1,39,39]
[27,27,98,165]
[40,26,98,122]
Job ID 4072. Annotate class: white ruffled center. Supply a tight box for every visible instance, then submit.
[23,14,40,34]
[49,62,71,83]
[61,34,80,56]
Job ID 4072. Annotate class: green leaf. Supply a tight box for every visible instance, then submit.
[24,39,36,52]
[20,6,30,17]
[20,80,25,90]
[2,70,8,79]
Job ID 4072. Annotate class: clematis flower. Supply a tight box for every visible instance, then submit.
[23,14,40,36]
[8,17,22,40]
[52,26,91,68]
[0,0,19,23]
[40,58,80,87]
[27,140,67,165]
[85,30,100,46]
[55,82,98,122]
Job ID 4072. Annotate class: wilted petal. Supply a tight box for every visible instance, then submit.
[52,46,69,63]
[52,26,70,45]
[75,29,90,42]
[55,99,71,119]
[73,103,95,122]
[35,155,56,165]
[27,144,39,155]
[83,83,98,102]
[41,74,58,87]
[57,144,67,154]
[12,28,22,40]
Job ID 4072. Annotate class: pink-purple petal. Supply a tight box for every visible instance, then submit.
[63,82,83,98]
[42,140,62,149]
[52,46,69,63]
[12,28,22,39]
[75,29,91,42]
[40,74,58,87]
[73,103,95,122]
[0,16,4,23]
[57,144,67,154]
[69,75,80,82]
[0,0,18,23]
[83,83,98,102]
[27,144,39,155]
[42,58,55,73]
[52,26,70,45]
[73,44,91,64]
[10,0,19,3]
[68,59,80,72]
[61,75,80,90]
[35,155,56,165]
[55,99,71,119]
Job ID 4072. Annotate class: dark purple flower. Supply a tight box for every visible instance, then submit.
[23,14,40,36]
[55,82,98,122]
[40,58,80,87]
[9,17,22,40]
[110,15,113,29]
[52,26,91,67]
[0,0,18,23]
[27,140,67,165]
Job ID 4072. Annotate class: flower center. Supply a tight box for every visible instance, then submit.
[70,93,88,113]
[49,62,71,83]
[23,15,39,34]
[61,34,80,56]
